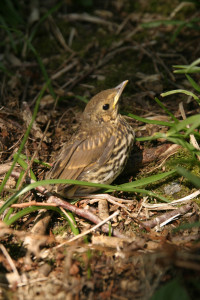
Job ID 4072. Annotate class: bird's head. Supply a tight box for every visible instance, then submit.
[83,80,128,123]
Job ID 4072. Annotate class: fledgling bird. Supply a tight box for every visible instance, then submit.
[47,80,135,198]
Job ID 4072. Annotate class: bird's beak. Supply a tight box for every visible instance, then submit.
[113,80,128,108]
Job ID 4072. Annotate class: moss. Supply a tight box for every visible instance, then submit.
[52,222,70,236]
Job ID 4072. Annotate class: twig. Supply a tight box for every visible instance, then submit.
[83,194,133,208]
[11,201,57,208]
[60,13,118,29]
[158,214,180,228]
[142,189,200,210]
[141,203,192,228]
[50,60,78,80]
[55,210,120,248]
[9,171,126,238]
[48,15,74,53]
[169,2,195,19]
[48,196,126,238]
[0,244,21,284]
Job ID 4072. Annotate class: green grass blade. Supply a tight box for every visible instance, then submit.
[127,113,174,127]
[116,170,176,189]
[170,23,185,43]
[176,167,200,188]
[5,206,60,225]
[167,114,200,134]
[64,211,79,235]
[75,95,89,104]
[6,205,79,236]
[184,118,200,137]
[174,66,200,74]
[185,74,200,94]
[161,89,199,101]
[18,153,51,168]
[14,154,37,181]
[3,208,14,223]
[154,97,178,122]
[174,59,200,74]
[15,170,25,189]
[0,82,48,195]
[141,20,184,28]
[0,178,169,216]
[173,221,200,232]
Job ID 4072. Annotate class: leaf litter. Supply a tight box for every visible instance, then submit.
[0,1,200,299]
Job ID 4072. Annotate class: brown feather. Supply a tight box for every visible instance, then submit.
[46,80,135,198]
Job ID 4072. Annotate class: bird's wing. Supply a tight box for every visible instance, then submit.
[47,126,116,181]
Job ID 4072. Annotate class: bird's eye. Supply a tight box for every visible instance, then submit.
[102,104,110,110]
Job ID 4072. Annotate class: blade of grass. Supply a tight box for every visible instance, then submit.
[176,167,200,188]
[14,154,37,181]
[127,113,174,127]
[0,82,48,195]
[18,153,51,168]
[185,74,200,94]
[161,89,199,101]
[141,19,184,28]
[170,23,185,43]
[75,95,89,104]
[167,114,200,134]
[174,66,200,74]
[15,170,25,189]
[6,205,79,235]
[64,211,79,235]
[3,208,14,223]
[5,206,60,226]
[173,221,200,232]
[0,178,169,215]
[154,97,178,122]
[112,170,176,190]
[184,118,200,137]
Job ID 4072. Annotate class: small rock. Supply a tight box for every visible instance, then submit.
[164,182,181,195]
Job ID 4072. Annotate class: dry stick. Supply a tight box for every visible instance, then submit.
[83,194,133,207]
[141,203,193,229]
[50,60,78,81]
[56,210,120,248]
[61,13,118,28]
[143,189,200,210]
[10,171,126,238]
[0,163,15,176]
[169,2,194,19]
[48,15,74,54]
[0,244,21,284]
[47,196,126,238]
[12,201,57,208]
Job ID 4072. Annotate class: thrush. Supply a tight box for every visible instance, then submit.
[47,80,135,198]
